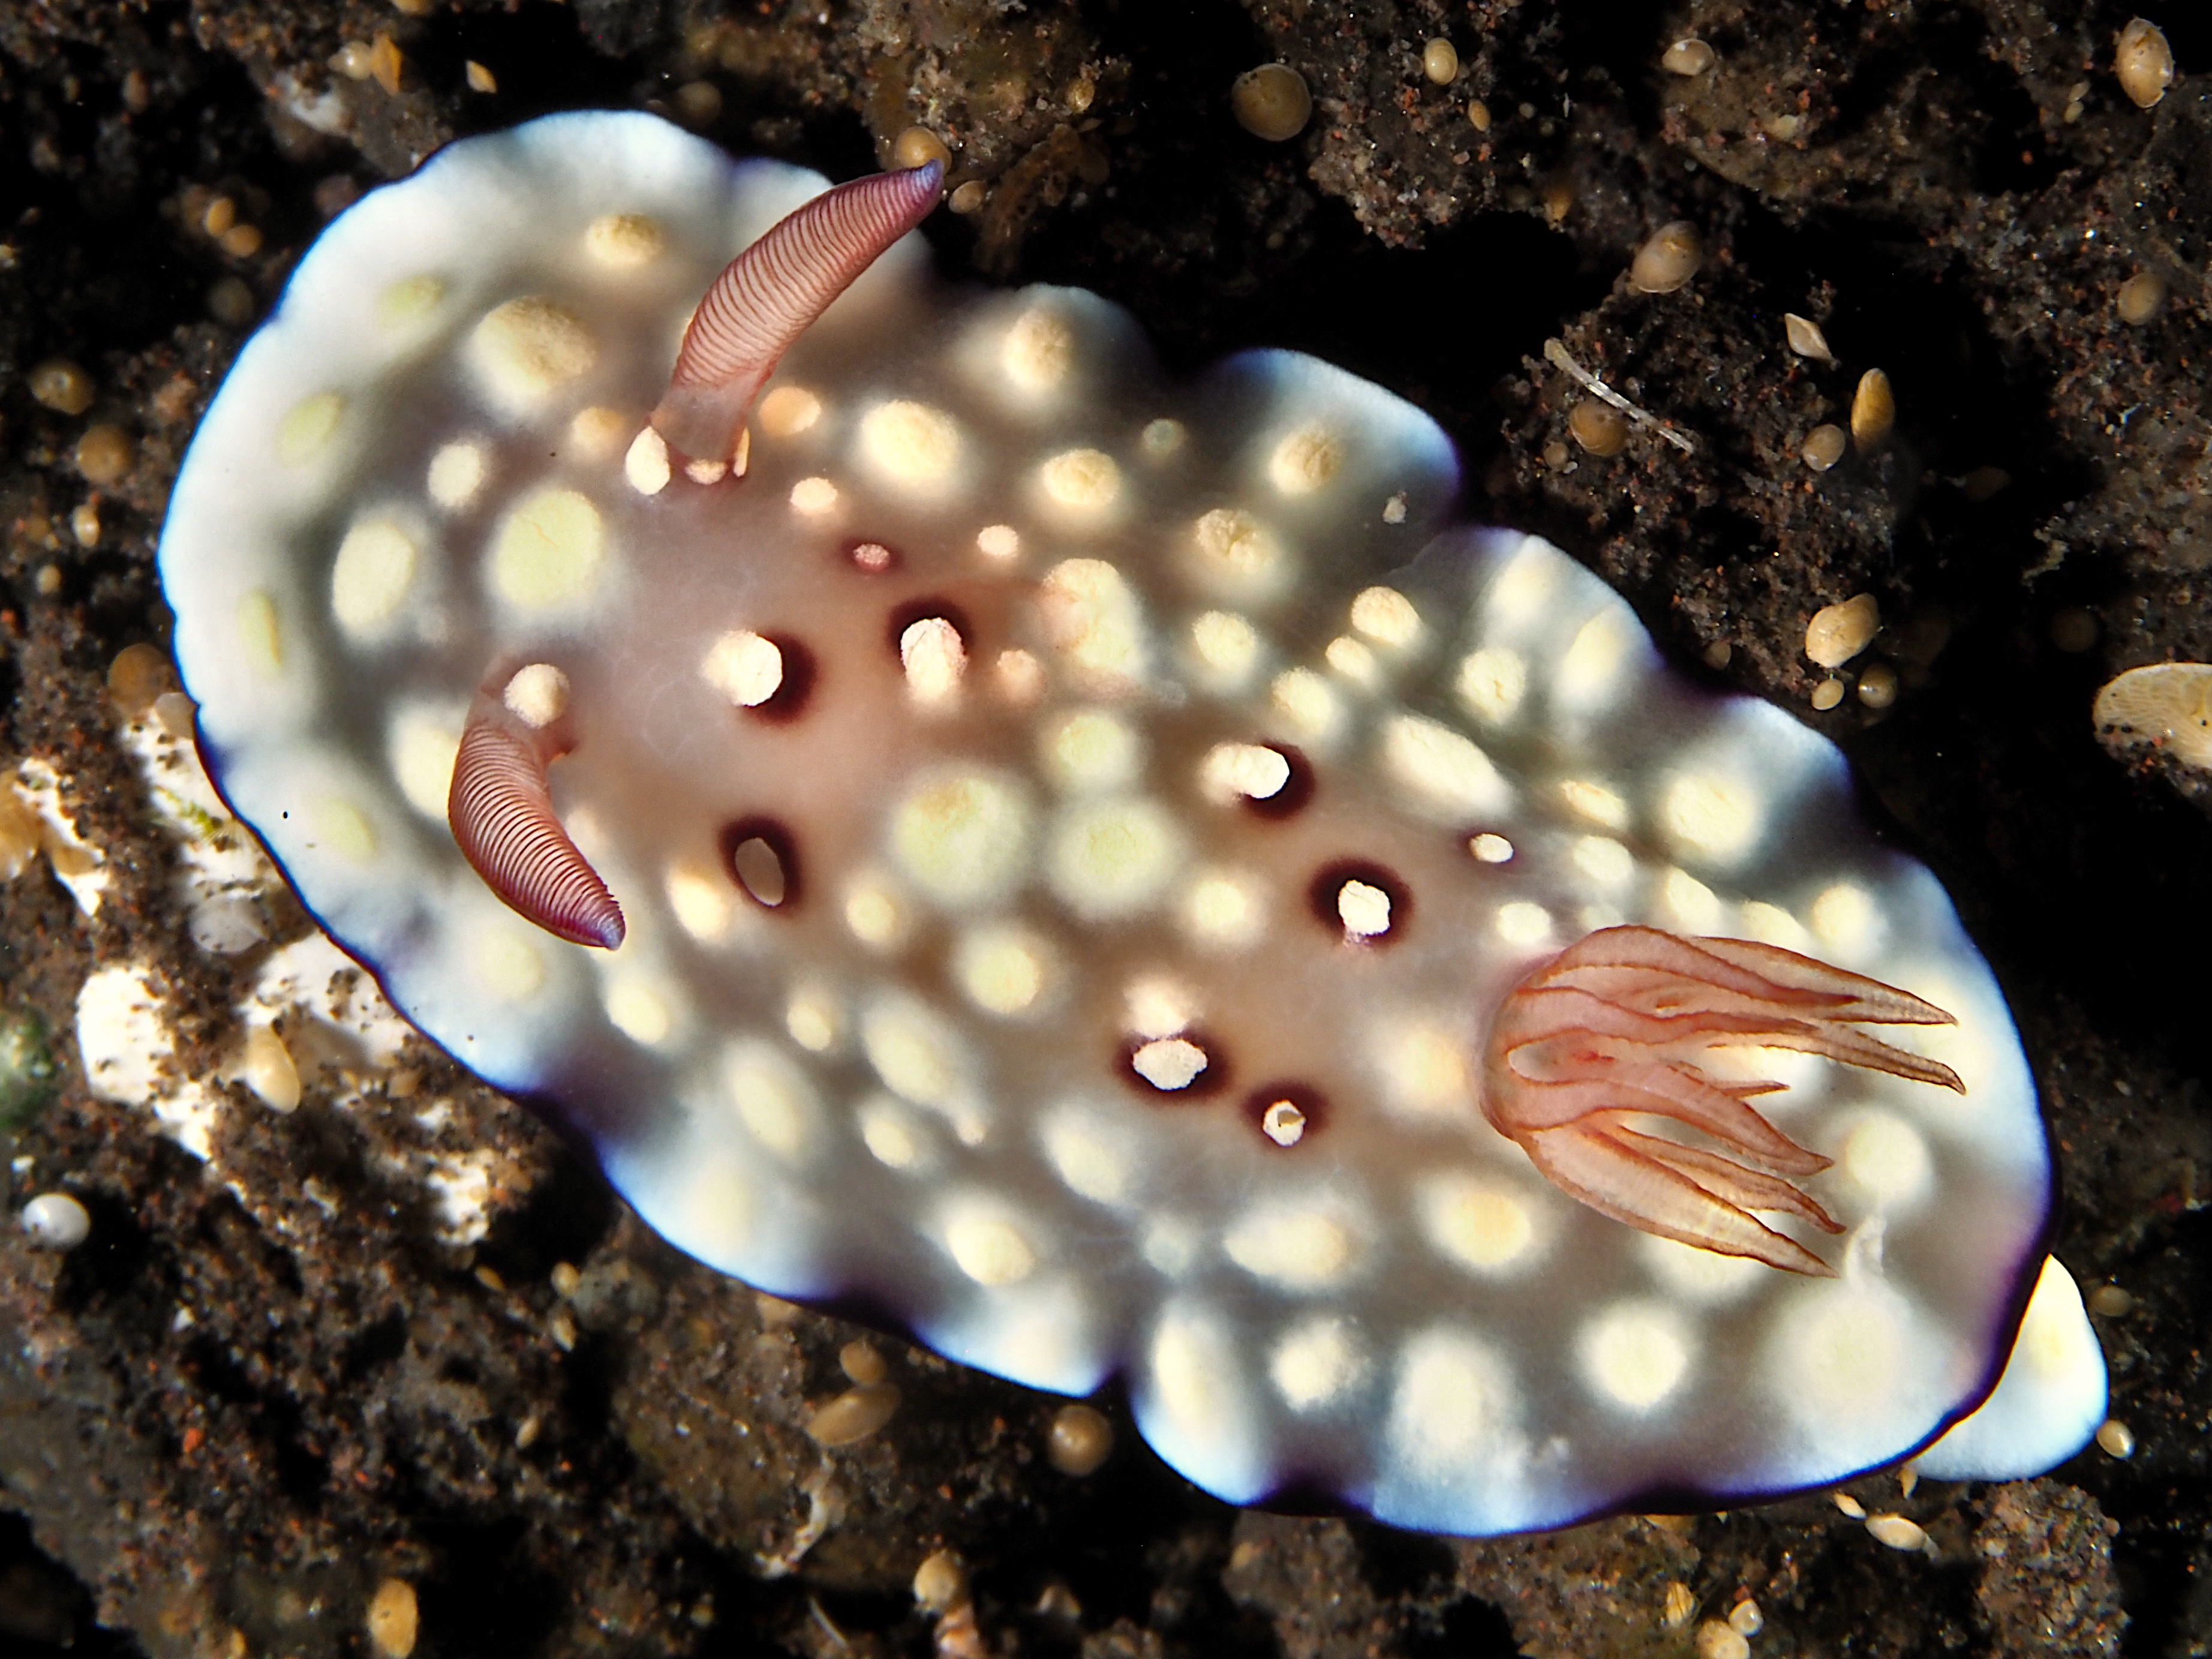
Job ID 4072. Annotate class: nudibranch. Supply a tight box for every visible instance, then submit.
[158,111,2106,1534]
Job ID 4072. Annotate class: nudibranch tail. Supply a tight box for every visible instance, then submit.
[650,160,944,465]
[448,669,624,950]
[1482,925,1962,1275]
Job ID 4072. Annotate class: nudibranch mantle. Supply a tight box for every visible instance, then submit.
[159,111,2103,1535]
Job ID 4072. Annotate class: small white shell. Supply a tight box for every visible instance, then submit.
[21,1191,91,1249]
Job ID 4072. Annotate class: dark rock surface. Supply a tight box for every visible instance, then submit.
[0,1,2205,1655]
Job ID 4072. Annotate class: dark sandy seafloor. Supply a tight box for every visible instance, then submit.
[0,0,2208,1654]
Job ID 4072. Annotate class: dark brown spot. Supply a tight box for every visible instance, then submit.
[1243,743,1314,819]
[720,816,802,910]
[743,634,815,723]
[1120,1027,1229,1099]
[1242,1083,1327,1147]
[1308,860,1409,944]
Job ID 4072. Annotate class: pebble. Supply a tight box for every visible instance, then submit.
[1630,221,1703,294]
[2087,1282,2132,1317]
[1802,423,1847,471]
[1851,368,1895,449]
[673,81,722,127]
[892,125,952,173]
[74,424,135,486]
[1047,1403,1114,1474]
[107,643,173,718]
[1569,399,1628,456]
[154,690,197,739]
[28,359,94,416]
[2116,271,2165,324]
[370,34,404,96]
[1232,64,1312,141]
[1035,1580,1082,1621]
[1864,1513,1931,1552]
[208,277,256,326]
[2115,17,2174,109]
[839,1339,886,1384]
[189,895,266,955]
[913,1549,969,1613]
[20,1192,90,1250]
[366,1578,419,1659]
[1806,592,1880,667]
[242,1026,302,1112]
[805,1382,901,1445]
[1784,312,1835,362]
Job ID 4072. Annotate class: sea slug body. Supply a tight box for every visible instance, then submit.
[157,111,2105,1535]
